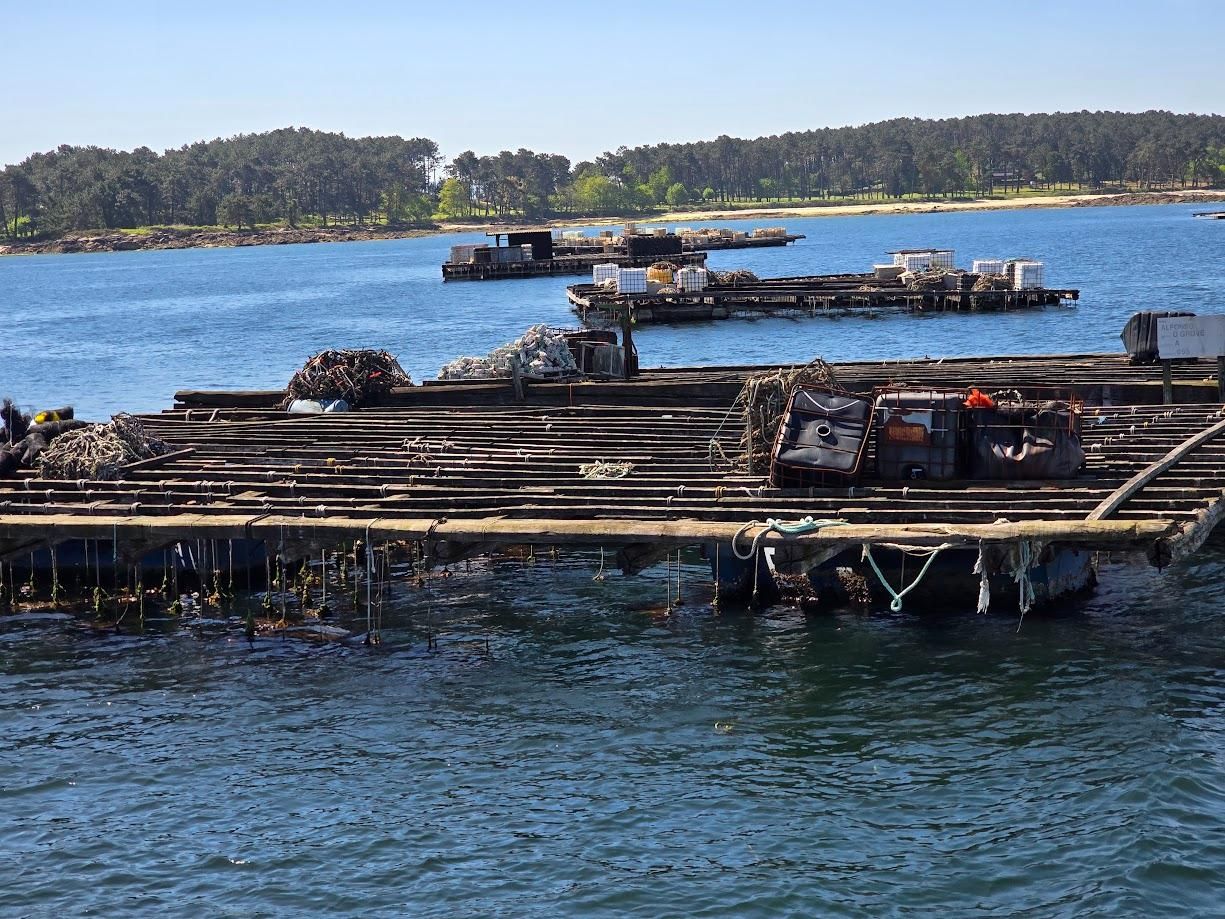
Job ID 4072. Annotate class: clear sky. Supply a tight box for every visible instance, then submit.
[4,0,1220,168]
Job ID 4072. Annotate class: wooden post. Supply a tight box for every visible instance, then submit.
[744,413,755,476]
[1217,355,1224,403]
[619,306,634,381]
[1162,360,1173,405]
[511,357,525,402]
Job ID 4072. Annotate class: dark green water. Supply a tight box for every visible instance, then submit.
[2,553,1223,916]
[2,203,1224,915]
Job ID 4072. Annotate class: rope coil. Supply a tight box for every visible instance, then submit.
[732,516,849,561]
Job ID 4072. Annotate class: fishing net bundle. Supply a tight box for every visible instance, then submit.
[901,268,949,291]
[713,357,840,473]
[438,325,578,381]
[39,414,171,481]
[972,273,1012,292]
[283,349,411,407]
[709,269,759,286]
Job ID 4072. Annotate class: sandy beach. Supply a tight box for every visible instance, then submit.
[651,189,1225,224]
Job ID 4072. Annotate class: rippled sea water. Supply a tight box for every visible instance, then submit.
[2,204,1224,916]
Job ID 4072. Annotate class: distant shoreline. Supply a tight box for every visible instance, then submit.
[0,224,438,257]
[652,189,1225,223]
[3,190,1222,257]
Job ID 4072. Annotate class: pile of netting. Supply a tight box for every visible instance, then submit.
[438,325,578,380]
[710,269,759,286]
[650,261,681,273]
[972,273,1012,292]
[283,349,411,408]
[38,414,171,481]
[710,357,840,472]
[901,268,949,291]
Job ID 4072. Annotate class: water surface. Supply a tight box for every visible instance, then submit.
[1,204,1223,916]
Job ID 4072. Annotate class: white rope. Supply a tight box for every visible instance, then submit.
[579,461,634,479]
[1014,541,1037,630]
[974,544,992,614]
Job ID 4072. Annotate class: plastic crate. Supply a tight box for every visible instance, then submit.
[874,388,967,480]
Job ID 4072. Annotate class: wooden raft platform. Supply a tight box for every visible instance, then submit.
[567,273,1079,323]
[442,250,707,281]
[4,362,1225,574]
[552,234,805,256]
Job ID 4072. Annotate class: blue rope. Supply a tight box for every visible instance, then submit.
[732,516,849,560]
[861,543,954,612]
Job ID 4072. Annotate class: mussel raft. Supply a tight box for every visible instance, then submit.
[3,352,1225,630]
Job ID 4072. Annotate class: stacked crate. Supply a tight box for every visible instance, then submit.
[1011,261,1045,289]
[616,268,648,294]
[675,267,708,292]
[593,263,620,284]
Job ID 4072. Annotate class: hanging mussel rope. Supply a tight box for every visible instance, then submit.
[282,349,411,408]
[39,414,171,481]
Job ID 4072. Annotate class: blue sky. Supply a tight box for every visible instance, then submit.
[4,0,1220,167]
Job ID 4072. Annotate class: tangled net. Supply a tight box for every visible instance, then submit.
[39,414,171,481]
[972,273,1012,292]
[710,269,759,286]
[650,261,681,273]
[712,357,840,472]
[283,350,410,408]
[902,268,949,291]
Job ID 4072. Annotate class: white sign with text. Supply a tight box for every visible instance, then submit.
[1157,315,1225,360]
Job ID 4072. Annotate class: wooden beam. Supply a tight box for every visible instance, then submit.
[1163,490,1225,564]
[1087,415,1225,520]
[0,513,1176,551]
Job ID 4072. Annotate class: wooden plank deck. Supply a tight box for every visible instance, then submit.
[173,353,1225,413]
[442,250,707,281]
[552,234,805,257]
[568,275,1079,323]
[4,371,1225,568]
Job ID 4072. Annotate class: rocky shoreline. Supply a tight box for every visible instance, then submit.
[0,224,437,256]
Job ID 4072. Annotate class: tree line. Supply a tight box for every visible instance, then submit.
[0,127,440,238]
[4,111,1224,239]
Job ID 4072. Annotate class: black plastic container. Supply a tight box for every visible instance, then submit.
[770,388,873,488]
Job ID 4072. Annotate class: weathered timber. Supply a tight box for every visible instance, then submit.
[173,353,1225,411]
[1088,415,1225,520]
[552,234,805,257]
[442,250,706,281]
[0,513,1176,551]
[7,363,1225,577]
[567,274,1079,324]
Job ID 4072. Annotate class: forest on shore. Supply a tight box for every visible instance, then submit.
[3,111,1224,240]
